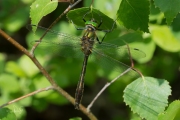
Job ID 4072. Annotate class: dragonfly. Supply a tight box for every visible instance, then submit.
[28,11,145,110]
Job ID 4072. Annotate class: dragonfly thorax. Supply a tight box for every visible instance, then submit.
[81,30,96,56]
[85,24,96,32]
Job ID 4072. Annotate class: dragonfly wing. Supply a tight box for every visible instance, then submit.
[91,48,140,79]
[28,25,84,58]
[33,40,84,58]
[93,41,146,60]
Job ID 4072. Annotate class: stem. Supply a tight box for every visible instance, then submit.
[87,68,131,111]
[0,86,54,108]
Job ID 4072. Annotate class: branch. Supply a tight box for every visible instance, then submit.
[0,86,54,108]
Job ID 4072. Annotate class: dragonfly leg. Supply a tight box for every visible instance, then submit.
[83,10,91,23]
[97,19,116,33]
[70,20,86,31]
[96,36,102,44]
[96,11,103,28]
[96,20,117,43]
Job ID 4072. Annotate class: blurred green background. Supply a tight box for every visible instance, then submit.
[0,0,180,120]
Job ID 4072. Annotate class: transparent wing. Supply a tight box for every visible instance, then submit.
[27,25,84,58]
[27,24,144,78]
[93,41,146,61]
[91,48,140,79]
[90,41,145,79]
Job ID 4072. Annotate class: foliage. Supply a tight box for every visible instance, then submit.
[0,108,16,120]
[158,100,180,120]
[30,0,58,32]
[0,0,180,120]
[67,7,117,30]
[124,77,171,120]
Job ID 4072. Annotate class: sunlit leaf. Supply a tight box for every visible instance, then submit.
[0,73,20,92]
[150,25,180,52]
[158,100,180,120]
[69,117,82,120]
[0,108,16,120]
[124,77,171,120]
[30,0,58,32]
[8,104,26,119]
[5,61,26,77]
[19,55,40,77]
[129,37,156,63]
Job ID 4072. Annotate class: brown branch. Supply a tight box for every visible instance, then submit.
[0,86,54,108]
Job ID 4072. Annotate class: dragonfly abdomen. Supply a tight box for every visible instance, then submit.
[75,56,89,109]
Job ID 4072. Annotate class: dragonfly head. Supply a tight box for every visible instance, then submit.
[85,18,98,28]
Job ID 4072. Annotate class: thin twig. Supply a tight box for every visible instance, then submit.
[123,40,144,79]
[30,0,82,55]
[0,86,54,108]
[126,41,134,68]
[87,68,131,111]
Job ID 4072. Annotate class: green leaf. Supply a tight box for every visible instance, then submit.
[7,104,26,119]
[117,0,149,32]
[30,0,58,32]
[0,108,16,120]
[67,7,117,31]
[88,0,121,18]
[154,0,180,25]
[0,53,6,74]
[45,92,68,105]
[108,32,143,44]
[0,73,20,92]
[5,61,26,77]
[19,97,32,107]
[32,98,48,112]
[69,117,82,120]
[4,6,29,32]
[123,77,171,120]
[18,55,40,77]
[129,37,156,63]
[33,76,51,98]
[105,32,154,63]
[158,100,180,120]
[150,25,180,52]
